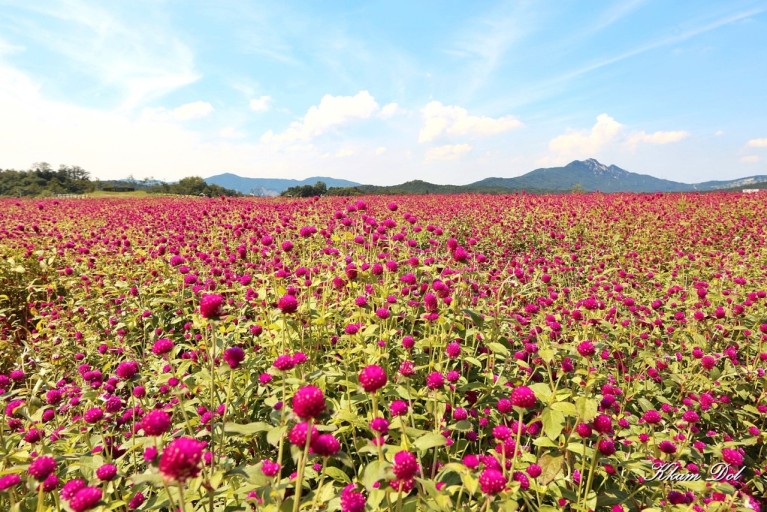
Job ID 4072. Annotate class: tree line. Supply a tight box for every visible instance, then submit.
[0,163,240,197]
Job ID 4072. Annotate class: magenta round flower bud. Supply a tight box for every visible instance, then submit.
[261,459,281,477]
[340,484,366,512]
[277,294,298,314]
[95,464,117,481]
[425,371,444,390]
[142,410,172,436]
[359,365,387,393]
[292,386,326,419]
[199,294,224,319]
[159,437,205,482]
[392,450,419,480]
[223,346,245,369]
[60,479,86,500]
[152,338,174,355]
[593,414,612,434]
[311,434,341,457]
[28,456,57,481]
[288,421,319,447]
[69,486,102,512]
[510,386,537,409]
[478,468,507,494]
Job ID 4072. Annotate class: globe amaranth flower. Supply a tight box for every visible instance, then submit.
[478,468,507,494]
[95,464,117,481]
[69,487,102,512]
[311,434,341,457]
[292,386,326,419]
[142,410,172,436]
[151,338,174,355]
[277,294,298,314]
[592,414,612,434]
[0,474,21,491]
[199,294,224,319]
[115,361,139,380]
[389,400,408,416]
[598,438,617,456]
[29,456,57,481]
[510,386,537,409]
[223,346,245,369]
[642,410,662,424]
[288,422,319,447]
[340,484,366,512]
[359,365,387,393]
[273,354,295,371]
[721,447,743,466]
[159,437,206,482]
[392,451,419,480]
[61,479,87,500]
[261,459,281,477]
[425,372,444,390]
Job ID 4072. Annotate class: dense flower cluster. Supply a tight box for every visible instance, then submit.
[1,194,766,511]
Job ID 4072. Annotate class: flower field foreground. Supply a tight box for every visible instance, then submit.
[0,193,766,512]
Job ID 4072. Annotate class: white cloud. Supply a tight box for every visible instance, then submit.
[335,148,355,158]
[261,90,380,144]
[141,101,214,122]
[714,130,724,136]
[250,95,272,112]
[740,155,760,163]
[626,129,689,149]
[219,127,246,139]
[747,138,767,148]
[375,146,387,155]
[543,114,688,164]
[425,144,472,161]
[548,113,623,157]
[380,102,403,119]
[418,101,522,143]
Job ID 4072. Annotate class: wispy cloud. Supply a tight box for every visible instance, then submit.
[746,137,767,148]
[446,3,535,97]
[250,96,273,112]
[141,101,214,122]
[557,6,767,85]
[1,1,199,110]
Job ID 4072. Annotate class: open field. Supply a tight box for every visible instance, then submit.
[1,193,766,511]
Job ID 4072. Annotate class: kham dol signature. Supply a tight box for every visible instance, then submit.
[647,462,745,482]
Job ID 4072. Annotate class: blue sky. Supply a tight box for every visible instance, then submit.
[1,0,766,185]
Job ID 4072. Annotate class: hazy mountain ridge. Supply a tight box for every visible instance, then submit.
[205,173,360,196]
[205,160,767,195]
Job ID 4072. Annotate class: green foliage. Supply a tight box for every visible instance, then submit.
[0,163,94,196]
[281,181,327,197]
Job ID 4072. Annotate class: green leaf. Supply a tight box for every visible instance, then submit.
[541,407,566,440]
[537,454,563,485]
[551,401,578,417]
[486,342,509,356]
[362,460,390,491]
[324,466,351,484]
[575,396,598,421]
[267,425,287,447]
[451,420,473,432]
[224,422,272,436]
[413,432,447,451]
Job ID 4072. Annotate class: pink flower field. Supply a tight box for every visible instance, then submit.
[0,193,765,511]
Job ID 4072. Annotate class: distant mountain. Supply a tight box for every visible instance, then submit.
[205,173,360,196]
[472,159,680,192]
[470,159,767,193]
[205,162,767,197]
